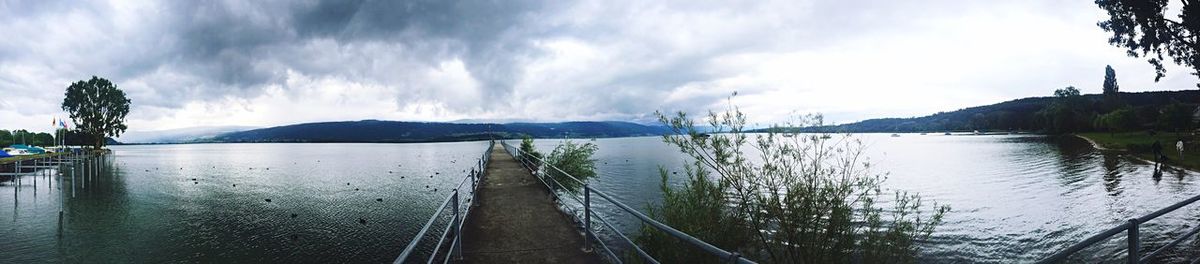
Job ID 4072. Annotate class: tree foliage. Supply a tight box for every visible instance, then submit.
[1159,100,1195,132]
[639,166,748,263]
[61,76,131,149]
[513,136,599,193]
[1037,86,1096,134]
[1096,106,1140,133]
[519,136,544,168]
[34,132,54,146]
[1054,86,1082,98]
[543,139,598,193]
[1104,65,1121,96]
[1103,65,1126,112]
[0,130,11,146]
[1,130,55,146]
[639,105,948,264]
[1096,0,1200,86]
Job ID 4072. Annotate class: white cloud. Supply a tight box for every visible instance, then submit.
[0,0,1197,133]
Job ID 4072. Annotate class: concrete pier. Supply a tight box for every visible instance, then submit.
[458,144,601,263]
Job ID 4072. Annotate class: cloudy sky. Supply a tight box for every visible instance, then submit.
[0,0,1196,133]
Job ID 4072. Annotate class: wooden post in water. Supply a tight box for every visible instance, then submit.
[81,156,86,190]
[71,163,75,198]
[58,162,64,237]
[47,159,52,191]
[15,159,21,191]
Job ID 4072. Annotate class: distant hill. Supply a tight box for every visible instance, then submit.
[203,120,670,143]
[779,90,1200,133]
[117,126,257,143]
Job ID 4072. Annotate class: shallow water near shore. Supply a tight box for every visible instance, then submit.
[1,135,1199,263]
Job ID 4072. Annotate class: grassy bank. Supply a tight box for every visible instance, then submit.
[1077,132,1200,171]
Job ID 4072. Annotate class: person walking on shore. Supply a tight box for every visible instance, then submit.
[1153,140,1164,170]
[1178,140,1185,160]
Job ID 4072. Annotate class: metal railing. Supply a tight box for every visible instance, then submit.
[500,140,755,264]
[1038,193,1200,263]
[395,140,493,264]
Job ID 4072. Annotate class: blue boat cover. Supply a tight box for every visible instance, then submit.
[0,151,10,158]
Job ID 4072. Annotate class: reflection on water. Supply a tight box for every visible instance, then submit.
[3,135,1200,263]
[0,142,486,263]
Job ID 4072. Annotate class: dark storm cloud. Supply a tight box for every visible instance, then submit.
[143,0,551,105]
[6,0,1191,131]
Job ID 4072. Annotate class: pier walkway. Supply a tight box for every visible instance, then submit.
[396,140,753,264]
[457,144,600,263]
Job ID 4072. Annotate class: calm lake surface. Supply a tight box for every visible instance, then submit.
[2,135,1198,263]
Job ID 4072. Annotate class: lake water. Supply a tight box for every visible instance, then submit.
[1,135,1198,263]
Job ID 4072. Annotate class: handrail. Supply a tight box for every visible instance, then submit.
[500,140,755,264]
[1037,192,1200,263]
[395,140,494,264]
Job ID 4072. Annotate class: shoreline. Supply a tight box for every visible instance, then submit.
[1074,134,1110,151]
[1074,133,1198,174]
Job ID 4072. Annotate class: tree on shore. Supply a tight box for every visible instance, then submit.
[1096,106,1139,134]
[61,76,131,150]
[33,132,54,146]
[0,130,10,146]
[639,104,948,263]
[1096,0,1200,87]
[4,129,53,146]
[1103,65,1124,111]
[1159,100,1194,134]
[1038,86,1094,134]
[1103,65,1120,95]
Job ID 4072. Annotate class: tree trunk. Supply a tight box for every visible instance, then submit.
[94,133,104,150]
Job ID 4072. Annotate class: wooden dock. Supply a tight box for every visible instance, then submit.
[457,144,602,263]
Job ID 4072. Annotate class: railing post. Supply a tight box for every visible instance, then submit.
[730,252,741,264]
[1128,218,1139,264]
[583,184,592,252]
[452,190,463,260]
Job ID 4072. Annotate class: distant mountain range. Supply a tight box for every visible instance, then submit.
[191,120,671,143]
[118,90,1200,144]
[117,126,258,143]
[778,90,1200,133]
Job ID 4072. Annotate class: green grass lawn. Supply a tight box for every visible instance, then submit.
[1078,132,1200,171]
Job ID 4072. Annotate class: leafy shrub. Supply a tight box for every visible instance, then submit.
[519,136,544,168]
[638,105,949,264]
[544,139,598,193]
